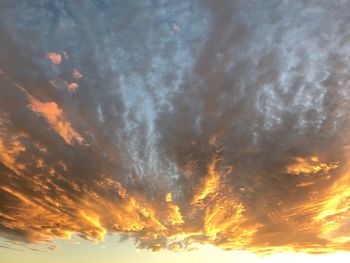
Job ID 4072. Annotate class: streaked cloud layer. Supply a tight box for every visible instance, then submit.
[1,0,350,254]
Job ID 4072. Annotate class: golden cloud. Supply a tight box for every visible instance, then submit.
[1,137,348,254]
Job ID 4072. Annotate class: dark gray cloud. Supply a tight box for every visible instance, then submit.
[1,0,350,254]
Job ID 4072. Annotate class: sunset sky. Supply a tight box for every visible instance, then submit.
[2,0,350,262]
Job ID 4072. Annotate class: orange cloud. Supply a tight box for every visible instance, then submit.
[0,151,349,254]
[286,156,338,175]
[68,82,79,92]
[1,72,350,256]
[0,114,26,174]
[46,52,62,65]
[0,138,26,174]
[1,90,349,253]
[29,98,83,145]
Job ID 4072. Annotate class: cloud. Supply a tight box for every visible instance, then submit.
[46,52,62,65]
[29,97,84,145]
[72,69,82,80]
[67,82,79,92]
[1,0,350,255]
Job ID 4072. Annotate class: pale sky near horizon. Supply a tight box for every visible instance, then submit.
[2,236,350,263]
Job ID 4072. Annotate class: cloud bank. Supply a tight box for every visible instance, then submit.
[1,0,350,254]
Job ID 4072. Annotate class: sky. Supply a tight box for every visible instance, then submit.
[2,236,350,263]
[2,0,350,262]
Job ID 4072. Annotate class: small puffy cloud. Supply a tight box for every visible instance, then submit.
[73,69,83,79]
[68,82,79,92]
[46,52,62,65]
